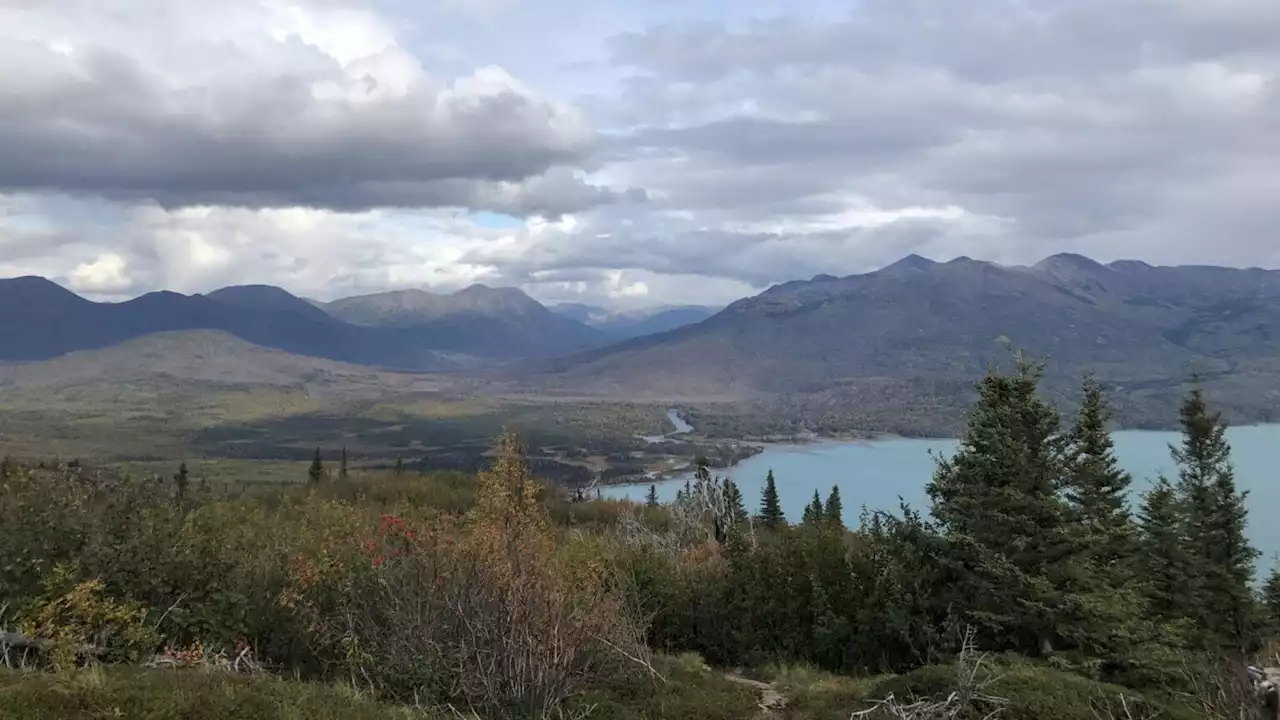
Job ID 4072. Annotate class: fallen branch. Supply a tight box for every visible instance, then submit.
[592,633,666,684]
[0,631,54,652]
[152,593,188,632]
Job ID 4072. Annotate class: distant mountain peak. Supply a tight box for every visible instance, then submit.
[0,275,87,301]
[1034,253,1108,272]
[878,254,937,274]
[1109,259,1154,271]
[207,284,333,321]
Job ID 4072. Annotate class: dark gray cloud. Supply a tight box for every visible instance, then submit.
[0,3,615,216]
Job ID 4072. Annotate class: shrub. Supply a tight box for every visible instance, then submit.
[18,565,159,670]
[298,433,653,718]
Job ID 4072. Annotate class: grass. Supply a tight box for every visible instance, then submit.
[0,667,437,720]
[752,664,885,720]
[0,655,764,720]
[567,653,760,720]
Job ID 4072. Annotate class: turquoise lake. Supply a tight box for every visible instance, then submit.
[605,425,1280,573]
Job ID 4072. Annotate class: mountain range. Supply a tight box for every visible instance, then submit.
[534,254,1280,428]
[0,280,653,369]
[5,255,1280,432]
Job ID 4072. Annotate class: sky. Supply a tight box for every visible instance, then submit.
[1,0,1278,309]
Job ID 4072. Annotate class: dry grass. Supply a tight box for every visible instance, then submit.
[0,667,440,720]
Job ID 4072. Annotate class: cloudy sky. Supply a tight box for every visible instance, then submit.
[2,0,1278,308]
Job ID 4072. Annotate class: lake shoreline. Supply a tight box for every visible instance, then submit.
[609,431,942,490]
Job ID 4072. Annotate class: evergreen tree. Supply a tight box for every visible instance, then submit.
[824,486,844,528]
[173,461,190,502]
[339,446,350,481]
[802,490,823,526]
[759,469,785,529]
[646,484,660,507]
[1172,385,1258,649]
[724,478,750,527]
[1262,560,1280,638]
[1065,376,1137,583]
[926,352,1076,656]
[1137,478,1192,623]
[694,458,711,485]
[394,456,404,475]
[308,448,325,484]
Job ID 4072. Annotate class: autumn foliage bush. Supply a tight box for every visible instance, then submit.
[295,434,650,717]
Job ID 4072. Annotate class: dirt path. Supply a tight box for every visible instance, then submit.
[723,673,787,718]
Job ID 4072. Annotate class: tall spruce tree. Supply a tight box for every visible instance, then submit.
[824,486,844,528]
[173,461,190,502]
[1137,478,1192,623]
[802,490,824,526]
[724,478,750,527]
[759,469,785,529]
[926,352,1076,656]
[646,484,660,507]
[308,448,325,484]
[1171,385,1258,649]
[1065,376,1137,583]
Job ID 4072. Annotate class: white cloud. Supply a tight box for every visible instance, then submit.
[0,0,616,215]
[68,253,134,295]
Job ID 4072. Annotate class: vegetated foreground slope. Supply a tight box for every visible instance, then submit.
[539,254,1280,429]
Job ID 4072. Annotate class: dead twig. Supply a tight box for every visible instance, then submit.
[852,627,1006,720]
[152,592,188,632]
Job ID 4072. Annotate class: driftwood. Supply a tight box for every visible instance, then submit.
[1,630,51,668]
[1,630,107,668]
[0,630,53,651]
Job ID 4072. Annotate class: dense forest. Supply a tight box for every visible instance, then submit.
[2,354,1279,719]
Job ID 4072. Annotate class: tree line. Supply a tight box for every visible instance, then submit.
[624,356,1271,685]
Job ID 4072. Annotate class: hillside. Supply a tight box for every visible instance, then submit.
[321,284,605,359]
[537,254,1280,431]
[0,330,453,459]
[0,277,454,370]
[0,330,425,393]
